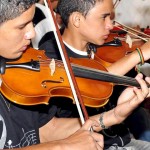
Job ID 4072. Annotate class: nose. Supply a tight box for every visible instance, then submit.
[24,22,36,40]
[106,18,114,31]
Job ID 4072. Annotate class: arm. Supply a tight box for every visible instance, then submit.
[91,73,150,131]
[106,40,150,76]
[3,74,148,150]
[106,49,140,75]
[2,118,103,150]
[38,117,103,150]
[39,74,150,137]
[39,117,81,142]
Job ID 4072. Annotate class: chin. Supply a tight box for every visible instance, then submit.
[100,40,105,45]
[95,41,105,46]
[14,52,23,59]
[6,52,23,60]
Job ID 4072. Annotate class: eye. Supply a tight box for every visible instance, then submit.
[18,22,30,30]
[19,26,25,29]
[101,14,109,20]
[17,24,27,30]
[102,16,107,20]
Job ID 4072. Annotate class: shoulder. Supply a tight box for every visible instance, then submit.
[39,38,61,59]
[39,37,57,51]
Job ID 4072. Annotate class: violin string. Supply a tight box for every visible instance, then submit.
[39,59,129,82]
[39,60,64,67]
[72,64,137,85]
[38,59,138,86]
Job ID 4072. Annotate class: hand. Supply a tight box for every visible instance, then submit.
[114,73,150,123]
[62,119,104,150]
[118,73,150,105]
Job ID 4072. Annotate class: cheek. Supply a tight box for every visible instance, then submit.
[1,34,19,50]
[9,31,26,52]
[87,21,105,36]
[81,19,107,44]
[10,30,24,43]
[0,33,24,58]
[86,27,105,44]
[90,23,107,44]
[2,30,24,46]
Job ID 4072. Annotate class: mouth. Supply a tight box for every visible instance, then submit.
[20,44,29,52]
[103,34,109,39]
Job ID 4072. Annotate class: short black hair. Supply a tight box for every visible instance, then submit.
[0,0,37,24]
[57,0,103,27]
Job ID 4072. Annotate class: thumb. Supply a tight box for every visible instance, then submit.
[81,119,99,131]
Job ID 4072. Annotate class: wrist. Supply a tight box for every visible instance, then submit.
[99,112,109,129]
[135,47,145,73]
[136,48,144,65]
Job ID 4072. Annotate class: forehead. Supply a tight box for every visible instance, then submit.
[1,4,35,28]
[88,0,113,16]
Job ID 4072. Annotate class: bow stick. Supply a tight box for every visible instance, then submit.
[113,0,122,9]
[44,0,89,124]
[115,21,150,41]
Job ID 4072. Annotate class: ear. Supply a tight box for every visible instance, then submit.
[71,12,82,28]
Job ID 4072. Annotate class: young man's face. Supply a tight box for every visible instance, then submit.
[79,0,114,45]
[0,5,36,59]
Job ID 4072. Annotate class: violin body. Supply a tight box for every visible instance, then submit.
[0,47,113,108]
[95,33,145,67]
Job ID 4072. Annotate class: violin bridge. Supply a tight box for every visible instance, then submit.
[125,34,133,48]
[49,58,55,76]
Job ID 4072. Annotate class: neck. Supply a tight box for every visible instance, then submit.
[62,29,87,52]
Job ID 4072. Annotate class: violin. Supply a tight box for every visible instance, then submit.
[95,31,145,67]
[142,27,150,35]
[0,48,141,108]
[0,47,112,107]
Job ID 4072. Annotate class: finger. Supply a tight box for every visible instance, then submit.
[145,76,150,85]
[96,143,104,150]
[90,132,104,149]
[90,132,103,142]
[133,87,145,103]
[135,73,149,97]
[145,77,150,96]
[81,119,100,131]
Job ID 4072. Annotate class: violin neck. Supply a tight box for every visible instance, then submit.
[72,64,141,87]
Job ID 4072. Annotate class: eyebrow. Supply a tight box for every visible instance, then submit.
[16,15,33,27]
[18,20,32,27]
[102,13,111,17]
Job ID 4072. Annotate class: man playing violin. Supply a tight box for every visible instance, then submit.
[39,0,150,149]
[0,0,150,150]
[52,0,150,144]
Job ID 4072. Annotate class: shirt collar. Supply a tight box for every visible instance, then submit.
[63,41,88,56]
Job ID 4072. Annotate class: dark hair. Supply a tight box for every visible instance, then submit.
[0,0,37,25]
[57,0,103,27]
